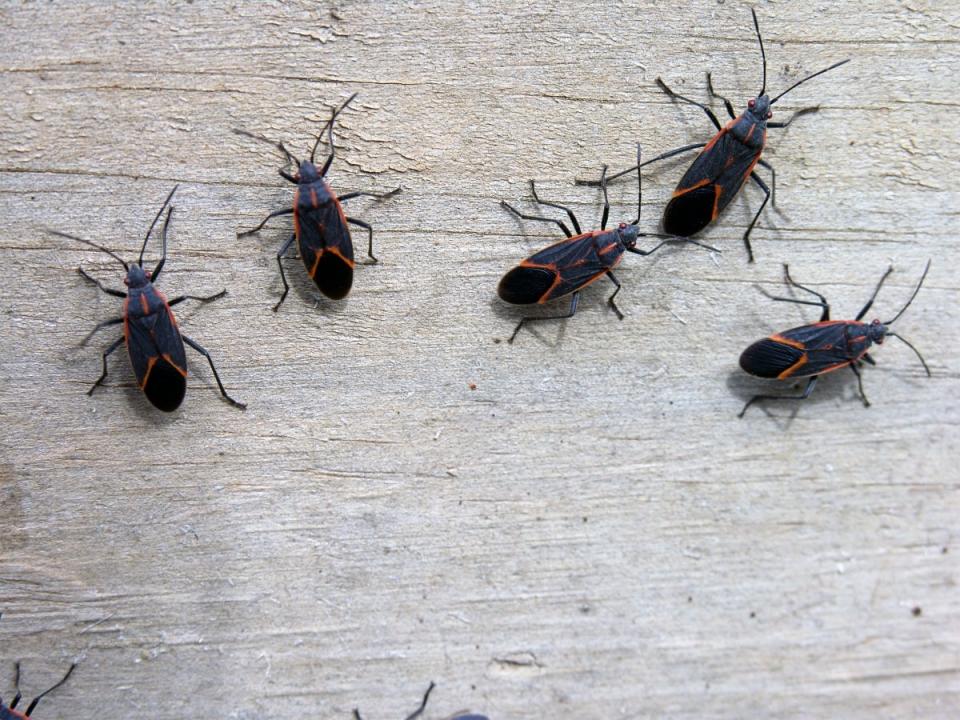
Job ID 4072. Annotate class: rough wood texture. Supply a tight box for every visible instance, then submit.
[1,2,957,718]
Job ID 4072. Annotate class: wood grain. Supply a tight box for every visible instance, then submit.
[1,1,957,718]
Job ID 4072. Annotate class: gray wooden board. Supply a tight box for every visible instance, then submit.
[0,1,958,718]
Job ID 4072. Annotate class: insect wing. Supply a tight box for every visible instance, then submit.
[740,336,806,378]
[125,293,188,411]
[742,322,865,380]
[507,234,609,304]
[664,130,761,236]
[297,194,355,299]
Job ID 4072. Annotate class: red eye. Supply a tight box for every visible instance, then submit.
[123,278,130,286]
[618,222,627,229]
[767,111,773,119]
[748,99,755,108]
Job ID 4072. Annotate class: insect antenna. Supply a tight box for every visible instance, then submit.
[310,92,359,164]
[630,144,642,225]
[885,259,931,325]
[770,59,850,105]
[751,8,767,96]
[138,185,178,268]
[886,332,931,376]
[50,230,128,271]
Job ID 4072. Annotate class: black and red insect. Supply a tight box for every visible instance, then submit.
[578,8,849,262]
[353,682,487,720]
[738,261,932,417]
[235,92,400,311]
[51,186,246,412]
[1,662,75,719]
[499,146,715,343]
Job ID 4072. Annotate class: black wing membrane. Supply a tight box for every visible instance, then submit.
[498,265,558,305]
[740,337,805,378]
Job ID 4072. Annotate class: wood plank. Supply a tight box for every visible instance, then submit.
[1,2,957,718]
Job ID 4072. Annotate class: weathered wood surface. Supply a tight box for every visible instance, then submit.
[1,1,958,718]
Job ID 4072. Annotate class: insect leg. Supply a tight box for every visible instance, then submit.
[657,76,723,130]
[345,216,378,263]
[403,682,436,720]
[849,363,871,407]
[755,266,830,320]
[338,187,402,203]
[742,172,771,263]
[706,72,737,119]
[23,663,76,716]
[80,317,123,346]
[181,335,247,409]
[232,128,300,170]
[863,353,876,366]
[855,266,894,320]
[273,233,296,312]
[500,200,572,238]
[238,207,295,237]
[738,375,818,418]
[577,142,707,187]
[605,270,624,320]
[781,264,831,321]
[509,291,580,344]
[167,290,227,307]
[88,336,124,396]
[628,237,720,256]
[529,180,582,235]
[755,159,777,208]
[755,291,829,317]
[77,267,126,298]
[11,661,23,709]
[768,106,820,129]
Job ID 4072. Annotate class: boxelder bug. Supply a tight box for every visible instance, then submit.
[51,186,246,412]
[1,662,75,719]
[738,261,932,417]
[235,92,401,311]
[577,8,849,262]
[352,682,487,720]
[498,146,716,343]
